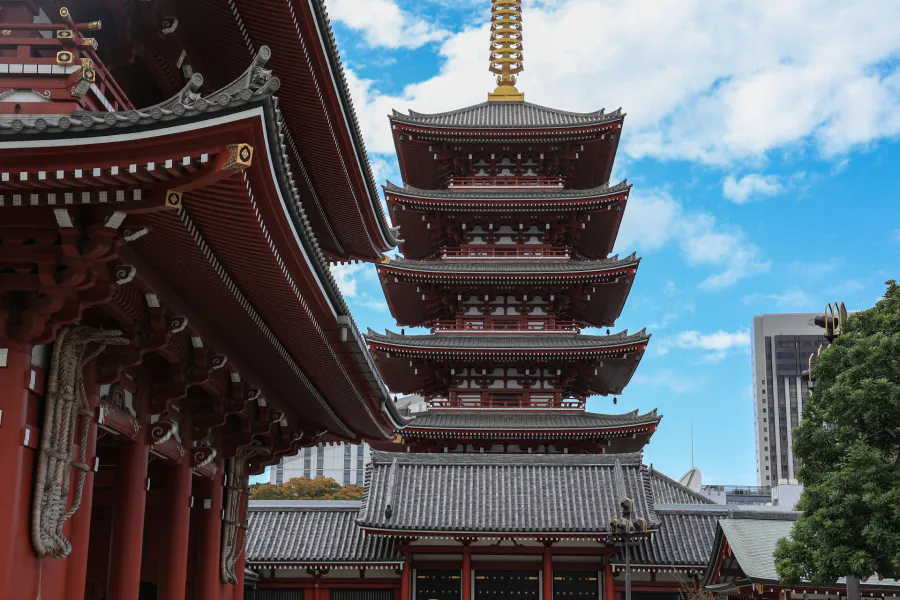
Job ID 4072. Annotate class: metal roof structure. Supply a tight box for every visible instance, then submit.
[390,102,624,129]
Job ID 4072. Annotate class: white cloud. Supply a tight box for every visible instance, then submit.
[615,189,769,289]
[658,328,751,362]
[327,0,449,49]
[722,173,783,204]
[344,0,900,163]
[743,287,816,311]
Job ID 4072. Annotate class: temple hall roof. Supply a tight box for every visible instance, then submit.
[384,180,631,201]
[650,469,718,505]
[381,254,639,274]
[390,102,624,129]
[404,409,661,431]
[613,509,723,568]
[246,500,403,567]
[366,328,650,350]
[357,451,657,536]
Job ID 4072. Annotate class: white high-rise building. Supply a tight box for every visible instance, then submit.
[270,443,371,487]
[752,313,827,486]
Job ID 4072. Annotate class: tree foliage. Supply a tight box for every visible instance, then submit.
[774,281,900,584]
[250,476,364,500]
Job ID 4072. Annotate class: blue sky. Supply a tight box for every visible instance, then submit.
[321,0,900,486]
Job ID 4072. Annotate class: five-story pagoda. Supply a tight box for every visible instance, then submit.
[366,0,658,454]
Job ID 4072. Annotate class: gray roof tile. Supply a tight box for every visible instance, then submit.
[384,180,630,201]
[390,102,624,129]
[246,500,402,566]
[650,469,718,505]
[357,451,657,535]
[365,328,650,350]
[405,409,661,431]
[382,254,639,274]
[614,511,722,567]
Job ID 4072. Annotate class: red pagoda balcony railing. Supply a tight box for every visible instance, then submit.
[441,245,571,260]
[446,175,565,189]
[429,391,585,411]
[0,13,133,113]
[432,318,579,334]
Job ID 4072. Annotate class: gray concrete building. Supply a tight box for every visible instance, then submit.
[752,313,827,486]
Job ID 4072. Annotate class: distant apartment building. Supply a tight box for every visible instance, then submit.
[271,443,371,487]
[752,313,827,486]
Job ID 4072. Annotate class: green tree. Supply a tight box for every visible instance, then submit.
[774,281,900,584]
[250,476,364,500]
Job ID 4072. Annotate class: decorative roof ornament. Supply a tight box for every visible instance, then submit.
[487,0,525,102]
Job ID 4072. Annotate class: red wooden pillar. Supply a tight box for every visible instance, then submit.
[195,466,224,600]
[400,554,412,600]
[65,362,101,600]
[160,457,193,600]
[107,437,150,599]
[604,559,615,600]
[0,343,37,600]
[462,543,472,600]
[542,543,553,600]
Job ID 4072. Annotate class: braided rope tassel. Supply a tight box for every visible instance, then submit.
[31,326,129,559]
[221,444,266,583]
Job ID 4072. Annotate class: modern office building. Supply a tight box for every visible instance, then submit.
[271,444,371,487]
[752,313,827,486]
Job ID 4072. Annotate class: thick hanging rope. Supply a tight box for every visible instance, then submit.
[221,444,267,584]
[31,326,129,559]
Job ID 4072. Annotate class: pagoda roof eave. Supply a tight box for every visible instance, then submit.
[378,254,640,276]
[401,409,661,431]
[365,328,650,353]
[384,180,631,202]
[0,57,401,440]
[388,101,625,131]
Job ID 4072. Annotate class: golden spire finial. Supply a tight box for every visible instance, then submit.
[487,0,525,102]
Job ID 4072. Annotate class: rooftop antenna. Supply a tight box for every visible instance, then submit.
[487,0,525,102]
[691,422,695,470]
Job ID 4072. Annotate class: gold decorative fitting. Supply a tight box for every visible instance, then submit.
[59,7,70,18]
[165,190,183,209]
[81,66,96,83]
[87,20,102,31]
[223,143,254,172]
[80,58,94,69]
[56,51,74,66]
[1,30,11,37]
[78,38,98,50]
[57,29,74,40]
[487,0,525,102]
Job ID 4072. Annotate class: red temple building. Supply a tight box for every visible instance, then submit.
[242,4,899,600]
[0,1,404,599]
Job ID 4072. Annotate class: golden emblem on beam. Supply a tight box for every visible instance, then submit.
[488,0,525,102]
[165,190,183,209]
[56,51,74,66]
[57,29,74,40]
[222,144,254,173]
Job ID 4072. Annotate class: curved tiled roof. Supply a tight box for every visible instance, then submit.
[366,328,650,350]
[405,409,660,430]
[357,451,657,535]
[384,180,631,200]
[613,510,721,567]
[390,102,624,129]
[649,468,718,505]
[246,501,402,566]
[381,254,639,274]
